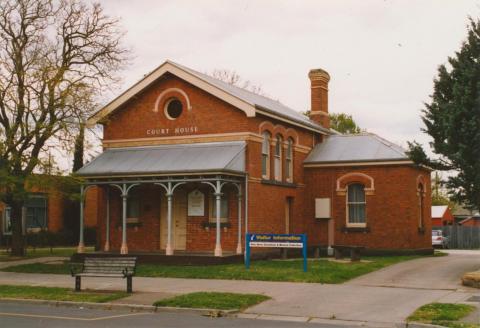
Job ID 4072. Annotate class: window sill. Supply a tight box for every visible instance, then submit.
[116,222,143,228]
[202,222,231,229]
[261,179,297,188]
[341,226,370,233]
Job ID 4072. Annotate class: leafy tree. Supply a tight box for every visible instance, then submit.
[0,0,128,255]
[329,113,362,134]
[407,19,480,211]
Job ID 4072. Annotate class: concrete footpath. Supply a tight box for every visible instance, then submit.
[0,251,478,327]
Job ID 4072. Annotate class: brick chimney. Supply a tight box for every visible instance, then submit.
[308,68,330,129]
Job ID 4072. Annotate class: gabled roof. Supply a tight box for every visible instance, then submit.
[460,216,480,225]
[76,141,246,177]
[304,133,412,165]
[432,205,449,218]
[88,60,330,134]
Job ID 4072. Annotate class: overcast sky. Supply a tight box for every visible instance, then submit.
[92,0,479,154]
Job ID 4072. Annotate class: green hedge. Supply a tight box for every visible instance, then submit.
[25,228,96,248]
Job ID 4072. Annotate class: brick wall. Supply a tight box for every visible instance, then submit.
[303,165,432,250]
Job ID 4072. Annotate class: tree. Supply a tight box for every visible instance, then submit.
[431,172,455,208]
[407,18,480,211]
[0,0,128,255]
[210,69,264,95]
[72,122,85,173]
[329,113,362,134]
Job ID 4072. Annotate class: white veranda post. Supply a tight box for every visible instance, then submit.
[77,185,85,253]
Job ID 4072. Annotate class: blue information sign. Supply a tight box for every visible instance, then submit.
[245,233,307,272]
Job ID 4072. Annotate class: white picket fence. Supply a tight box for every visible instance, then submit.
[433,225,480,249]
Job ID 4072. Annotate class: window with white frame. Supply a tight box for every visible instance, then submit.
[285,138,293,182]
[209,192,229,223]
[261,131,271,179]
[274,135,282,181]
[347,184,366,226]
[127,188,140,223]
[418,183,425,229]
[25,194,47,230]
[3,207,12,235]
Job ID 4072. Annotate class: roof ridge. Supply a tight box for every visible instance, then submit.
[170,60,288,106]
[168,61,326,131]
[369,133,407,156]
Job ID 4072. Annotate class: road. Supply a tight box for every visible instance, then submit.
[0,250,478,326]
[0,301,351,328]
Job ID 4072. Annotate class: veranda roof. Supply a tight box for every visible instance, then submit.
[77,141,246,177]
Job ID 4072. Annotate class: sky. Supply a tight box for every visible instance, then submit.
[79,0,479,166]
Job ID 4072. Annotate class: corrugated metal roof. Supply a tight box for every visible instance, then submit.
[169,61,328,132]
[432,205,448,218]
[77,141,246,177]
[304,133,410,164]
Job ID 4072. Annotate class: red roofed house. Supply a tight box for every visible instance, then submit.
[431,205,454,227]
[76,61,432,258]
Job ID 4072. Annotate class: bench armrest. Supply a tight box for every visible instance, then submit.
[70,263,83,277]
[123,266,136,277]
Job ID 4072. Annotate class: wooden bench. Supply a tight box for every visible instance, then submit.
[332,245,365,262]
[71,257,137,293]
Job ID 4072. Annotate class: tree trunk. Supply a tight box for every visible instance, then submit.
[9,197,25,256]
[72,122,85,173]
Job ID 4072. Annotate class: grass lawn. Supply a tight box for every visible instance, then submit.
[2,255,428,284]
[408,303,477,328]
[0,247,94,262]
[153,292,270,310]
[0,285,127,303]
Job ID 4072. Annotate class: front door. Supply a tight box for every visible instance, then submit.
[160,189,187,251]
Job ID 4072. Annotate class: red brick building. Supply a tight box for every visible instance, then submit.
[431,205,454,226]
[1,185,66,238]
[77,61,432,256]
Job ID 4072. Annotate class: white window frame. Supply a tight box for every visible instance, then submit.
[127,188,141,224]
[25,194,48,230]
[261,132,271,179]
[418,183,425,229]
[3,207,12,235]
[285,138,293,182]
[346,183,367,227]
[274,135,282,181]
[209,192,229,223]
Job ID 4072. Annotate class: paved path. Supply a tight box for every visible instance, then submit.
[0,257,67,270]
[347,250,480,290]
[0,251,478,326]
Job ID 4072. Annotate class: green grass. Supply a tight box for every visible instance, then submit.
[0,247,94,261]
[0,285,127,303]
[153,292,270,310]
[408,303,477,327]
[2,255,424,284]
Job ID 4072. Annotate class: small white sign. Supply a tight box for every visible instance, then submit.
[249,242,303,248]
[188,190,205,216]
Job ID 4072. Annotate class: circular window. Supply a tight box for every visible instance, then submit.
[165,98,183,120]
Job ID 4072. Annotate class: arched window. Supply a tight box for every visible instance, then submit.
[274,135,283,181]
[285,138,294,182]
[261,132,271,179]
[418,183,425,230]
[347,183,366,226]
